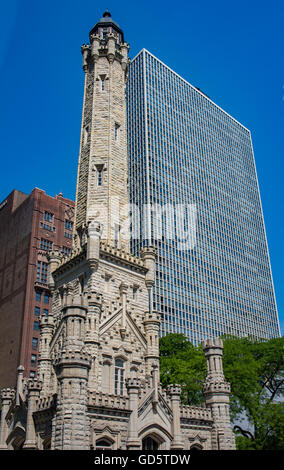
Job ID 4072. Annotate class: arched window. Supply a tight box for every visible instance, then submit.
[96,438,112,450]
[114,358,125,395]
[190,443,203,451]
[142,436,159,450]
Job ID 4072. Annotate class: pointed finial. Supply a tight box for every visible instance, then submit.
[103,9,111,18]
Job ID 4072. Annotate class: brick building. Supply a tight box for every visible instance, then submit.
[0,188,74,388]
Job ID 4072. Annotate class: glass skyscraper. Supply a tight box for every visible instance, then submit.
[126,49,280,345]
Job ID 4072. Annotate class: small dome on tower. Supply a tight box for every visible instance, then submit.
[102,10,111,18]
[89,10,124,43]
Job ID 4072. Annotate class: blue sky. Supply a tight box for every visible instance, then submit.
[1,0,283,334]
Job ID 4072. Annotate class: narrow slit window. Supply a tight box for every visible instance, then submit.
[84,126,89,146]
[114,123,120,141]
[114,224,120,248]
[97,168,103,186]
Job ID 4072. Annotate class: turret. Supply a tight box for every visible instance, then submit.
[23,379,42,450]
[37,314,54,394]
[202,338,236,450]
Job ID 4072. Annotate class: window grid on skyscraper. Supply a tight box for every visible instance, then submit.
[127,49,280,345]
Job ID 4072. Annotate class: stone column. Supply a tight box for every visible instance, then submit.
[85,292,102,389]
[107,33,116,62]
[38,314,54,394]
[81,44,90,71]
[119,282,128,338]
[202,339,236,450]
[52,350,91,450]
[126,378,141,450]
[143,311,161,377]
[16,365,24,406]
[141,246,156,315]
[168,385,184,449]
[47,250,61,292]
[87,221,102,270]
[23,379,42,450]
[0,388,15,449]
[90,34,100,61]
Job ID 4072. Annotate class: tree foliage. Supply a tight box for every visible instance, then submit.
[222,335,284,450]
[159,333,284,450]
[159,333,206,406]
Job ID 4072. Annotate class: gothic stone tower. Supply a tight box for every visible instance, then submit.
[75,10,130,250]
[0,12,236,451]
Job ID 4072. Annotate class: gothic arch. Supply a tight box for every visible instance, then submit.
[139,424,172,450]
[113,352,128,362]
[190,443,203,450]
[95,436,115,449]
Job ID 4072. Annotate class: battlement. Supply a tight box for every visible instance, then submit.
[167,384,182,396]
[53,349,91,368]
[202,338,223,351]
[144,310,161,320]
[100,241,146,270]
[37,394,57,411]
[27,378,43,392]
[181,405,212,422]
[126,378,141,389]
[39,314,54,328]
[203,381,231,394]
[0,388,15,401]
[88,391,130,410]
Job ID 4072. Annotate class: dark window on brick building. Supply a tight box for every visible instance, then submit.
[37,261,48,284]
[40,238,53,251]
[31,354,37,366]
[44,211,53,222]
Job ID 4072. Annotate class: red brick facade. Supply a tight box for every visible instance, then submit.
[0,188,74,388]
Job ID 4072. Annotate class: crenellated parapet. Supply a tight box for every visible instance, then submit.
[53,349,91,376]
[100,241,146,271]
[0,388,15,402]
[167,384,182,398]
[180,405,212,422]
[88,391,130,410]
[203,381,231,394]
[126,377,141,391]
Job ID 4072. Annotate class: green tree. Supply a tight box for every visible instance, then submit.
[159,333,206,406]
[222,335,284,450]
[159,333,284,450]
